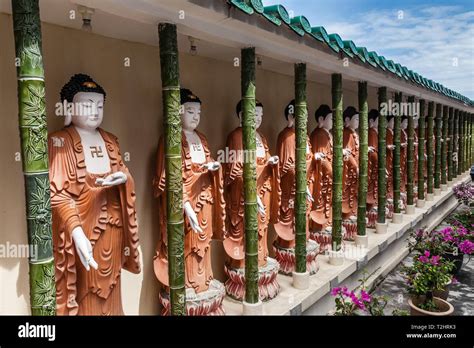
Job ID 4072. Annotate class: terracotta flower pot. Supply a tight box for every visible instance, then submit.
[408,297,454,316]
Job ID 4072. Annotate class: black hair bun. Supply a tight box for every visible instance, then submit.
[60,73,106,102]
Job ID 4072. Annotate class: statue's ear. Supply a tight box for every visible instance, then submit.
[64,100,72,126]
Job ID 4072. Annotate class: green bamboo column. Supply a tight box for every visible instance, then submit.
[434,104,442,189]
[468,113,472,166]
[458,111,464,175]
[241,47,259,304]
[464,112,469,171]
[406,96,415,206]
[294,63,307,273]
[158,23,185,315]
[453,109,458,175]
[332,74,343,251]
[447,107,454,182]
[417,100,425,200]
[441,106,448,185]
[357,82,368,236]
[427,102,434,194]
[393,92,402,214]
[377,87,388,224]
[12,0,56,316]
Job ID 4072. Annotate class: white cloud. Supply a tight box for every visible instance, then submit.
[324,6,474,99]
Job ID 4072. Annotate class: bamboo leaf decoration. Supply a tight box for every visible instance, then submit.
[418,100,425,200]
[12,0,56,316]
[294,63,307,273]
[241,47,259,304]
[441,106,448,185]
[158,23,185,315]
[393,92,402,214]
[434,104,442,188]
[357,82,368,236]
[447,107,454,182]
[406,96,415,206]
[377,87,387,223]
[331,74,343,251]
[427,102,434,194]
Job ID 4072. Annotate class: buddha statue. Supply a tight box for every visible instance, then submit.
[273,100,319,275]
[49,74,141,315]
[309,105,335,252]
[366,109,379,228]
[223,100,281,302]
[153,88,226,315]
[342,107,360,240]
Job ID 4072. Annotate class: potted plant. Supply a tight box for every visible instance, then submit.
[403,251,455,316]
[450,182,474,229]
[436,225,474,274]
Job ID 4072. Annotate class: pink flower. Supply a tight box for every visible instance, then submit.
[331,287,341,296]
[459,240,474,255]
[430,255,440,266]
[360,290,371,303]
[419,250,430,263]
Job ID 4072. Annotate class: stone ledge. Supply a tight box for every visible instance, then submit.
[221,174,470,315]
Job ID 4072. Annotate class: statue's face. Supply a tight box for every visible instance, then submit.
[401,119,408,130]
[181,102,201,132]
[349,114,359,130]
[71,92,104,131]
[255,106,263,129]
[325,113,333,130]
[387,118,394,129]
[369,117,379,129]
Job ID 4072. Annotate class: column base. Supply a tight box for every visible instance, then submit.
[434,188,441,196]
[243,300,263,315]
[426,193,434,201]
[328,250,345,266]
[376,222,388,234]
[405,204,415,215]
[292,271,310,290]
[447,181,453,187]
[355,234,369,248]
[441,184,447,191]
[416,199,426,208]
[392,213,403,224]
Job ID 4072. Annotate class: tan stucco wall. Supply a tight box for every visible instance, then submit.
[0,13,379,314]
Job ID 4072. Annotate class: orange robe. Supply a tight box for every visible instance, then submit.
[153,131,226,293]
[274,127,315,248]
[49,126,140,316]
[310,127,333,229]
[386,128,394,199]
[342,128,359,219]
[367,128,378,208]
[223,127,280,269]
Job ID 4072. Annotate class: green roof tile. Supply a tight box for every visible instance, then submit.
[227,0,471,105]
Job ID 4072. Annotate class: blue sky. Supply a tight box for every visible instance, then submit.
[263,0,474,99]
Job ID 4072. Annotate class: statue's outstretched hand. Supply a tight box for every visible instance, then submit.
[314,152,326,161]
[96,171,127,187]
[267,156,279,166]
[184,201,203,233]
[203,161,221,172]
[72,227,98,271]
